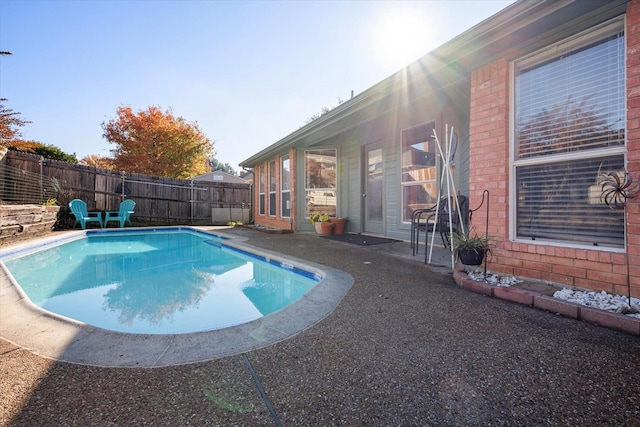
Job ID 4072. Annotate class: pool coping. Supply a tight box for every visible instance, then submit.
[0,227,354,367]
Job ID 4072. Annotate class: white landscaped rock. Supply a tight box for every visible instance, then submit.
[553,288,640,319]
[465,267,640,319]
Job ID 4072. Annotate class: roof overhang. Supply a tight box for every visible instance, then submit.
[239,0,628,167]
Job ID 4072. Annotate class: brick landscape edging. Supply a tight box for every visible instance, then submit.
[453,269,640,336]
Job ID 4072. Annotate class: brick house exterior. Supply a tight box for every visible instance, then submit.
[468,1,639,297]
[241,0,640,297]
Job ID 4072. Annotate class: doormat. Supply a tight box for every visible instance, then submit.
[322,233,399,246]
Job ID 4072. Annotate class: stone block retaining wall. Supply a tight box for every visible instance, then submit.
[0,205,60,245]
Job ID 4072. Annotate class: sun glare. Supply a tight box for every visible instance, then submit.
[372,8,435,71]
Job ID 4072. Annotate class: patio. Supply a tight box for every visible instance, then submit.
[2,227,640,425]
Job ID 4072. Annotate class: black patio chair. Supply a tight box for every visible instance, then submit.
[413,195,468,263]
[411,197,451,256]
[411,204,437,256]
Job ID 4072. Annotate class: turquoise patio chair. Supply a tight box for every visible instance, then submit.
[104,199,136,228]
[69,199,103,229]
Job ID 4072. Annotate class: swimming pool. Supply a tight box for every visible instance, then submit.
[2,228,320,334]
[0,227,353,366]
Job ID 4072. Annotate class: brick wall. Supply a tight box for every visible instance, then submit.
[468,59,512,275]
[627,0,640,297]
[468,1,640,297]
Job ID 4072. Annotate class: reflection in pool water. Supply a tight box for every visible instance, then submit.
[3,229,319,334]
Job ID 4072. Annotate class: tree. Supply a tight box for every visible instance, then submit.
[0,100,77,163]
[209,157,237,175]
[305,97,345,124]
[8,139,78,163]
[0,102,31,143]
[102,106,214,179]
[5,139,38,152]
[33,144,78,163]
[80,154,115,169]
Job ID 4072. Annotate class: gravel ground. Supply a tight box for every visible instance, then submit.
[2,227,640,426]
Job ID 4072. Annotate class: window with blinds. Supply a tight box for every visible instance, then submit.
[281,156,291,218]
[269,160,276,216]
[513,19,626,248]
[258,167,265,216]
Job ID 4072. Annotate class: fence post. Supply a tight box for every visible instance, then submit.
[120,172,126,201]
[190,180,194,225]
[39,156,44,203]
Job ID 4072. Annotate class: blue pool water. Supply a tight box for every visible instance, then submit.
[2,229,319,334]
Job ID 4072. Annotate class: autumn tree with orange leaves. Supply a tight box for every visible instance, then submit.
[0,102,30,143]
[102,106,214,179]
[80,154,115,169]
[1,102,77,162]
[8,140,78,163]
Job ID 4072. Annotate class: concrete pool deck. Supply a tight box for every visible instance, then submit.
[0,228,353,367]
[2,226,640,425]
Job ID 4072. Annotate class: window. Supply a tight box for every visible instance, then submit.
[258,167,266,215]
[401,121,437,222]
[269,160,277,216]
[513,20,625,248]
[305,149,337,218]
[281,156,291,218]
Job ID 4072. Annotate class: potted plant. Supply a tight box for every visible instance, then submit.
[452,231,491,266]
[329,217,347,235]
[309,213,333,235]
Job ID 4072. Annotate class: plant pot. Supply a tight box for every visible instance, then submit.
[316,221,334,236]
[329,218,347,235]
[458,248,485,265]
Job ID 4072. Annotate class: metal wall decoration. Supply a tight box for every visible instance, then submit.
[601,171,639,209]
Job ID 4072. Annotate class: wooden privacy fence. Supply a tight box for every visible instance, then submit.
[1,150,252,226]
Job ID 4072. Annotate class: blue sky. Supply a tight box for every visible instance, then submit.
[1,0,515,171]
